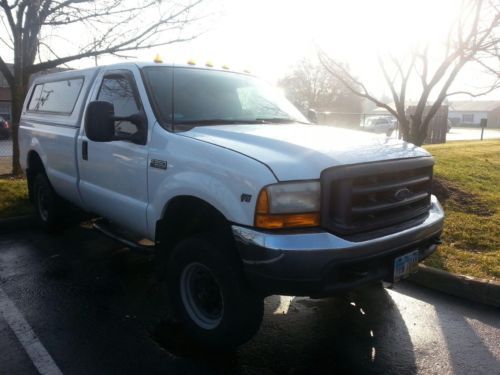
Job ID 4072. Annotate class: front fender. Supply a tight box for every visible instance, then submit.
[147,169,275,240]
[146,130,278,240]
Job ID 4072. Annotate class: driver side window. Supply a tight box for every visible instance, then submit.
[97,73,141,136]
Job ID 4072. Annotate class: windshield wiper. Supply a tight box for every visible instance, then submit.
[175,119,261,125]
[255,117,310,125]
[174,118,311,126]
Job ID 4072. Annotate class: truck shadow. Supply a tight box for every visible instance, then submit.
[237,286,417,375]
[24,223,417,375]
[152,284,417,374]
[393,282,500,375]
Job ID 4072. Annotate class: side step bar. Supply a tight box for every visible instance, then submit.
[93,219,155,254]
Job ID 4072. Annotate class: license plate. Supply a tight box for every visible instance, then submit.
[393,250,420,282]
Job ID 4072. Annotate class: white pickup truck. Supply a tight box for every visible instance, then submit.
[20,61,444,349]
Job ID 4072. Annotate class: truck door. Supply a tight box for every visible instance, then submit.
[77,68,149,235]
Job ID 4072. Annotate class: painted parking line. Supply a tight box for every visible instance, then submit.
[0,286,62,375]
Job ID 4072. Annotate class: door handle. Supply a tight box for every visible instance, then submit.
[82,141,88,160]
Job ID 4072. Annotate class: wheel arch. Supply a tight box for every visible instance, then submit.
[26,150,46,202]
[155,195,234,255]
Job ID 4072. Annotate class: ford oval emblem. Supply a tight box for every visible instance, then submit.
[394,188,411,201]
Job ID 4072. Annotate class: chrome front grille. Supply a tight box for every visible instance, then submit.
[321,158,434,235]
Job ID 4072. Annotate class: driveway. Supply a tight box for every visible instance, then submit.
[446,127,500,142]
[384,127,500,142]
[0,224,499,374]
[0,139,12,157]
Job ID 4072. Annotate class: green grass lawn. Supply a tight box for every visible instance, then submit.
[424,140,500,281]
[0,176,32,219]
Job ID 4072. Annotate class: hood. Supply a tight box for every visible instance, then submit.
[180,124,430,181]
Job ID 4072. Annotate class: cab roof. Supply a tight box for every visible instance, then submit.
[31,60,253,85]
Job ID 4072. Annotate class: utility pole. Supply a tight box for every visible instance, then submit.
[94,38,98,67]
[480,118,487,140]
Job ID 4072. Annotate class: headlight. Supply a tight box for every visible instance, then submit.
[255,181,320,229]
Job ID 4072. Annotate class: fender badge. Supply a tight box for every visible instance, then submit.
[150,159,167,170]
[241,194,252,203]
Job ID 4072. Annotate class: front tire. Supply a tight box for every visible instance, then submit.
[166,233,264,350]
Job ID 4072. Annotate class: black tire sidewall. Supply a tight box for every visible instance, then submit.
[166,233,263,349]
[33,173,60,231]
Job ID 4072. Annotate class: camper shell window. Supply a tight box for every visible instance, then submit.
[28,78,84,115]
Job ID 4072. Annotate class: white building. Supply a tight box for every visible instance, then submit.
[448,101,500,128]
[372,100,500,128]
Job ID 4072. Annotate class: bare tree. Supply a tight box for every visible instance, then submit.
[319,0,499,146]
[0,0,206,174]
[278,58,362,115]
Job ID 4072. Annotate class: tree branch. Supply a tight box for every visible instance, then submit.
[378,55,401,111]
[0,55,14,87]
[0,0,18,37]
[318,50,399,118]
[446,81,500,97]
[28,35,197,74]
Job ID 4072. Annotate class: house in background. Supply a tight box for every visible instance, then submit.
[372,100,500,129]
[448,101,500,128]
[0,70,11,121]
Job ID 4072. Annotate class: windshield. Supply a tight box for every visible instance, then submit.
[142,66,308,129]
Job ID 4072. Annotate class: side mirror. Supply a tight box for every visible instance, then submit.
[85,101,147,144]
[85,101,115,142]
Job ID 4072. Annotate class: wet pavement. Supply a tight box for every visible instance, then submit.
[0,140,12,157]
[0,224,499,374]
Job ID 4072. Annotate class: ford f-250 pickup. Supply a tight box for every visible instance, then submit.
[20,61,444,349]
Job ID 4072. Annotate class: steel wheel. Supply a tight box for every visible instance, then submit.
[166,233,264,349]
[180,262,224,330]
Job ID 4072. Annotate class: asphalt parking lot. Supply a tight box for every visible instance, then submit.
[1,223,499,375]
[0,140,12,157]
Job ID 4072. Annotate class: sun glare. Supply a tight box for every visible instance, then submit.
[54,0,493,99]
[153,1,462,86]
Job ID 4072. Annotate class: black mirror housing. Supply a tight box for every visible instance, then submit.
[85,101,115,142]
[85,101,147,144]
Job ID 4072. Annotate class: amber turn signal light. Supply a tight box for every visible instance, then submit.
[254,188,320,229]
[255,212,320,229]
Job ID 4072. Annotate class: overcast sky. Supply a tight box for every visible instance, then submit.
[110,0,500,101]
[4,0,499,101]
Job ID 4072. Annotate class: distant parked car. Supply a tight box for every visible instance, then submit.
[364,116,396,136]
[0,116,10,139]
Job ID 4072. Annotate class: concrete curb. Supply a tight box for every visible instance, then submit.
[409,264,500,308]
[0,215,35,235]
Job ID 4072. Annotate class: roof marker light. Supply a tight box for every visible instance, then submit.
[222,64,230,70]
[205,61,214,67]
[154,54,163,63]
[187,59,196,65]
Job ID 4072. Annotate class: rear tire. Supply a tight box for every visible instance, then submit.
[33,173,64,232]
[166,233,264,350]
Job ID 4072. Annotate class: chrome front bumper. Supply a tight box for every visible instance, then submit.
[232,195,444,297]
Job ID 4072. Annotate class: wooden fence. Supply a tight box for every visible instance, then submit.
[407,105,448,144]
